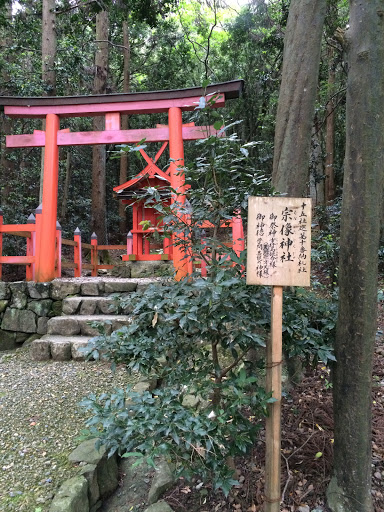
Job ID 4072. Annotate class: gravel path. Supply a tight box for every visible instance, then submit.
[0,344,133,512]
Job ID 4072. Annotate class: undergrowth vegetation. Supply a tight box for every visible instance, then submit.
[81,107,337,493]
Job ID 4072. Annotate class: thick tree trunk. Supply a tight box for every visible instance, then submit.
[119,18,131,237]
[91,10,109,244]
[272,0,326,196]
[0,2,15,206]
[42,0,56,96]
[60,152,71,222]
[327,3,384,511]
[309,119,325,205]
[325,46,336,203]
[40,0,56,203]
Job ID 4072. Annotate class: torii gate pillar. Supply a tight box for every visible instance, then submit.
[35,113,59,282]
[168,107,193,280]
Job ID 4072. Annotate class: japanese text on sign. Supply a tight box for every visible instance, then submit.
[247,197,312,286]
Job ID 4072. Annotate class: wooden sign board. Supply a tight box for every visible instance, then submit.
[247,197,311,287]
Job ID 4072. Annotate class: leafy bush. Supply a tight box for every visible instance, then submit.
[82,264,275,493]
[81,106,337,493]
[282,287,337,366]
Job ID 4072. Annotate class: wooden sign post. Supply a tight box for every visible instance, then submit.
[246,197,311,511]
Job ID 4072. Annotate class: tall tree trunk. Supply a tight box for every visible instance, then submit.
[272,0,326,196]
[42,0,56,96]
[325,46,336,203]
[0,1,15,206]
[60,152,71,223]
[91,10,109,244]
[119,18,131,237]
[40,0,57,203]
[327,2,384,511]
[310,118,325,205]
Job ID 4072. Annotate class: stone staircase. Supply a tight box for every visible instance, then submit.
[30,277,160,361]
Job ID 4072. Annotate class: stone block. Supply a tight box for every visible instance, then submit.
[80,321,112,337]
[111,264,131,278]
[0,282,10,300]
[1,308,36,333]
[49,476,89,512]
[97,452,119,499]
[27,282,51,299]
[47,317,80,336]
[71,340,90,361]
[79,464,100,508]
[50,300,63,317]
[80,299,97,316]
[148,460,175,505]
[69,439,106,465]
[23,333,40,345]
[130,261,171,279]
[62,298,82,315]
[51,340,72,361]
[111,317,131,332]
[28,299,53,317]
[0,331,17,351]
[31,339,51,360]
[9,282,28,309]
[98,298,118,314]
[104,281,137,294]
[0,300,9,313]
[15,332,30,344]
[81,282,101,296]
[144,502,174,512]
[51,281,81,300]
[37,317,49,335]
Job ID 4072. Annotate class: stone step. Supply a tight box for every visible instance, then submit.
[62,296,128,316]
[31,335,94,361]
[51,277,161,299]
[47,315,132,337]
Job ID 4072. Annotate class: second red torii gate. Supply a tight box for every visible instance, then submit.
[1,80,244,282]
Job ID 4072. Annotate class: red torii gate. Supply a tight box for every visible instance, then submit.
[0,80,243,282]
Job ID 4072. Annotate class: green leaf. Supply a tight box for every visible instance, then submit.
[122,452,143,458]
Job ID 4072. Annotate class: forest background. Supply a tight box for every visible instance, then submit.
[0,1,383,512]
[0,0,348,243]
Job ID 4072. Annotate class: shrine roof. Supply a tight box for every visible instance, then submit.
[0,80,244,118]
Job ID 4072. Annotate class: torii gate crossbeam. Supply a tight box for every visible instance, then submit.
[0,80,244,282]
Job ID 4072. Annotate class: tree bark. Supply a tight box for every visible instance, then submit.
[119,18,131,237]
[325,46,336,203]
[0,2,14,206]
[42,0,56,96]
[60,152,71,222]
[272,0,326,196]
[91,10,109,244]
[40,0,57,203]
[327,2,384,511]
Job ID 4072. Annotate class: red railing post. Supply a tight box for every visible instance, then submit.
[232,211,244,257]
[0,208,3,281]
[34,204,42,281]
[126,231,133,255]
[26,213,35,281]
[74,227,82,277]
[56,221,62,278]
[91,232,98,277]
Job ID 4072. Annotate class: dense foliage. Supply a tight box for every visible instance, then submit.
[81,123,337,491]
